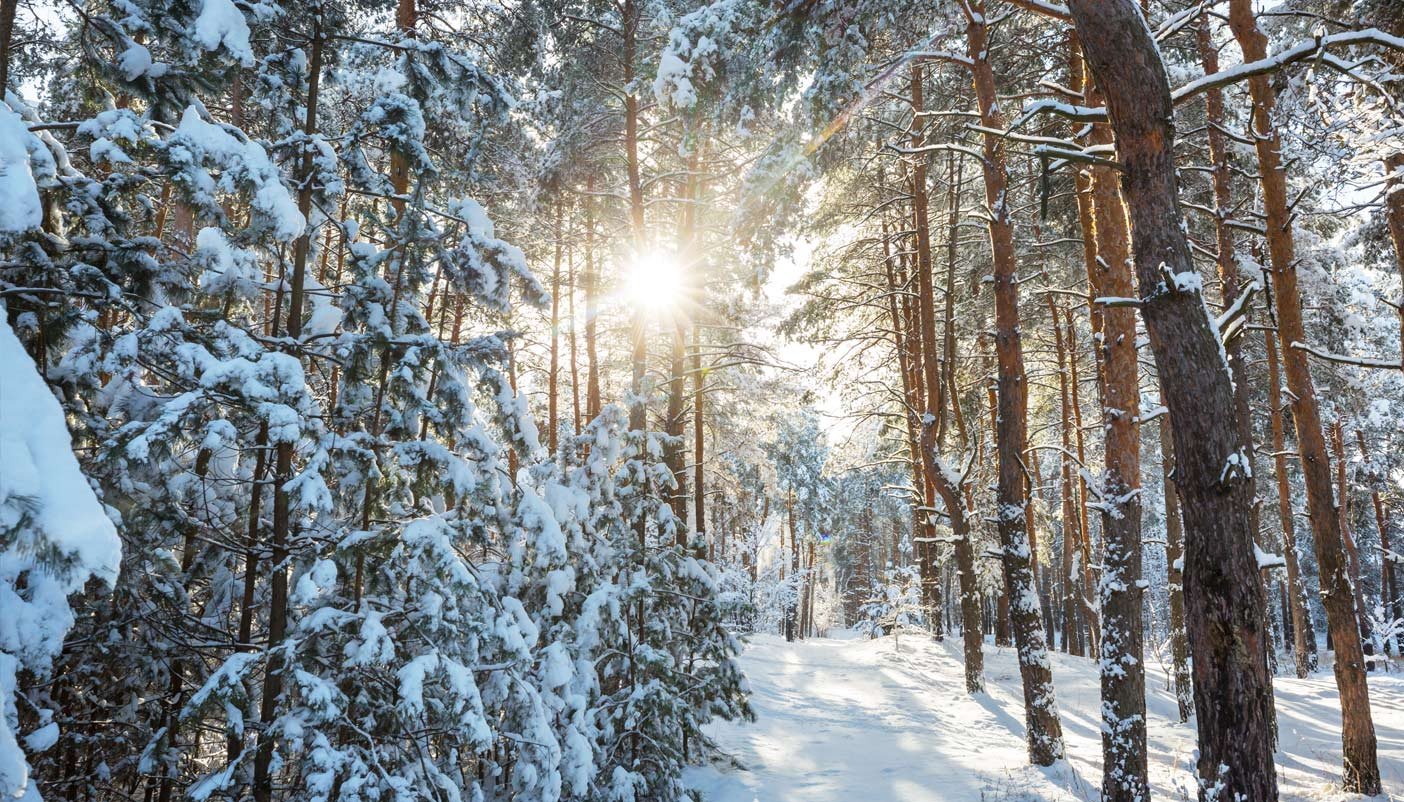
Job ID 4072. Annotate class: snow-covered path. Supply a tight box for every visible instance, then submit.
[685,632,1404,802]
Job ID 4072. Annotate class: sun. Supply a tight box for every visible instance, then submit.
[623,248,686,314]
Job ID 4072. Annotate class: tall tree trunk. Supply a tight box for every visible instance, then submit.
[1387,152,1404,367]
[1333,421,1373,653]
[1265,328,1317,675]
[1359,429,1401,640]
[568,247,582,434]
[966,3,1063,765]
[1065,4,1276,801]
[584,180,602,421]
[548,198,563,454]
[1050,300,1084,657]
[253,14,325,802]
[1064,308,1100,651]
[1227,3,1379,791]
[1160,415,1194,723]
[1081,68,1147,802]
[908,66,948,636]
[0,0,16,93]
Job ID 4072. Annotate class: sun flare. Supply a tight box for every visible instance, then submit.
[623,249,685,313]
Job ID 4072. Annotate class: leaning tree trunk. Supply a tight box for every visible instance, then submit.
[966,2,1063,765]
[1064,3,1276,801]
[1226,2,1380,791]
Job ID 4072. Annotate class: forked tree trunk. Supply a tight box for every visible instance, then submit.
[1064,3,1276,800]
[1227,2,1379,791]
[966,2,1063,765]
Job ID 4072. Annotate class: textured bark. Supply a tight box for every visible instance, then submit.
[1049,302,1084,657]
[1065,4,1276,801]
[693,320,706,551]
[1064,308,1100,651]
[254,15,325,802]
[1159,416,1193,723]
[1387,151,1404,368]
[1082,74,1147,802]
[1359,429,1402,637]
[966,3,1063,765]
[568,251,581,433]
[1332,422,1373,652]
[1265,328,1317,675]
[908,66,948,635]
[1227,2,1379,791]
[549,199,563,454]
[0,0,16,93]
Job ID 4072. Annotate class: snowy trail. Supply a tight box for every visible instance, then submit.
[686,632,1404,802]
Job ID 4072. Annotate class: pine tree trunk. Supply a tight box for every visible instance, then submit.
[1050,300,1083,658]
[548,199,563,454]
[1333,421,1373,656]
[967,6,1064,765]
[1065,4,1276,800]
[254,14,325,801]
[1227,2,1380,790]
[584,180,602,421]
[907,66,949,637]
[1080,71,1147,802]
[1160,415,1194,723]
[1265,328,1317,675]
[1387,151,1404,368]
[1359,429,1402,639]
[1064,308,1100,651]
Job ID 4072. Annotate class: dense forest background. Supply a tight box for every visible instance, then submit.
[0,0,1401,801]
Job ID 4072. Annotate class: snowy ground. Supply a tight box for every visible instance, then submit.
[685,631,1404,802]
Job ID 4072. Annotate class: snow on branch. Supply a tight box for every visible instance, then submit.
[1290,341,1403,371]
[1014,27,1404,127]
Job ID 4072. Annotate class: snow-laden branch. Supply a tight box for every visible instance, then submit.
[1014,27,1404,126]
[1290,341,1403,370]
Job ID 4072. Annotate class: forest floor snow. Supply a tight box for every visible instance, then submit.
[684,631,1404,802]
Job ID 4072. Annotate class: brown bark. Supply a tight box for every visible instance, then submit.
[1387,152,1404,367]
[1065,308,1100,650]
[1227,2,1379,791]
[584,181,602,421]
[253,13,325,801]
[568,249,581,434]
[1265,328,1317,675]
[1081,68,1147,802]
[549,199,563,454]
[907,66,948,635]
[1333,421,1373,652]
[1065,3,1276,800]
[966,3,1063,765]
[1359,429,1402,636]
[0,0,16,93]
[1160,415,1193,722]
[1049,301,1084,657]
